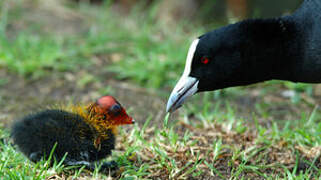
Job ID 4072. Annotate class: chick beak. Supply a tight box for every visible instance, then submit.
[166,76,199,113]
[120,115,134,125]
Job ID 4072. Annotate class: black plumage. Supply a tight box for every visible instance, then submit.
[11,110,115,165]
[167,0,321,112]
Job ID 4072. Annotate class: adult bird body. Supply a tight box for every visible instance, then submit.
[167,0,321,113]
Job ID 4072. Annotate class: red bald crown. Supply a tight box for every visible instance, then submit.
[94,96,134,125]
[96,96,118,110]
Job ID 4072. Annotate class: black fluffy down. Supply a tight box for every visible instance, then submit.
[11,110,115,165]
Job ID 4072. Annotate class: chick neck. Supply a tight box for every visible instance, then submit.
[68,104,118,138]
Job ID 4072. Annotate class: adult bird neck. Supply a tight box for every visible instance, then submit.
[235,16,306,84]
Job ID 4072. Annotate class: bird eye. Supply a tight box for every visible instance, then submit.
[201,57,210,64]
[110,104,121,116]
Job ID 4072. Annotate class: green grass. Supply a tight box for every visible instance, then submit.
[0,35,69,78]
[1,0,321,179]
[1,101,321,179]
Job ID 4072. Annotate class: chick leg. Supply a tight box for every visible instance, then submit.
[87,161,118,173]
[99,161,118,171]
[29,151,43,162]
[65,159,118,173]
[65,159,91,166]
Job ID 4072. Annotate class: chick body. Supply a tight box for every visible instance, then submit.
[12,109,115,165]
[11,96,133,170]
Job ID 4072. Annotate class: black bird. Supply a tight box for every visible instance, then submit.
[11,96,134,171]
[167,0,321,113]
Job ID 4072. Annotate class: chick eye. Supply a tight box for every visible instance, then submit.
[201,57,210,64]
[110,104,121,116]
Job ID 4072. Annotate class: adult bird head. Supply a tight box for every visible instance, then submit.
[167,27,243,113]
[166,19,291,113]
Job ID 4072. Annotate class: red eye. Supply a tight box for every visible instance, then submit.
[201,57,209,64]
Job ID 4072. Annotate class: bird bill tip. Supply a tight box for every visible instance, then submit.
[166,93,182,113]
[166,76,199,113]
[126,116,135,125]
[118,115,135,125]
[131,119,136,124]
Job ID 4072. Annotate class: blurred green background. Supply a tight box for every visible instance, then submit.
[0,0,304,88]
